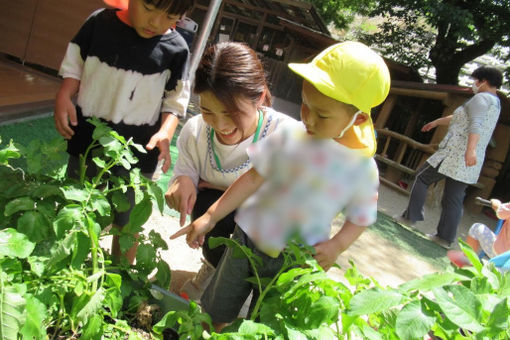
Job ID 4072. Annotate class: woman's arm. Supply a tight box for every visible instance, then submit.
[421,115,452,132]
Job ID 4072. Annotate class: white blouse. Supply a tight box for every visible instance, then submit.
[170,107,297,189]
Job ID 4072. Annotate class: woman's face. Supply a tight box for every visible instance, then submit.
[199,91,259,145]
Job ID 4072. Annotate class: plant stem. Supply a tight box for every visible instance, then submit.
[86,214,99,291]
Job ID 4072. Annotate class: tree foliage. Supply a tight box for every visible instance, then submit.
[306,0,376,30]
[311,0,510,85]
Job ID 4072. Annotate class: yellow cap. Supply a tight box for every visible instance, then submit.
[288,41,391,157]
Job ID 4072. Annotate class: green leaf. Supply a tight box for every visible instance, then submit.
[155,261,171,289]
[0,228,35,258]
[395,300,435,340]
[89,192,111,217]
[19,295,47,340]
[124,196,152,233]
[237,320,275,336]
[399,272,469,292]
[119,233,136,254]
[485,297,508,333]
[148,230,168,250]
[81,314,104,340]
[60,186,89,202]
[27,257,46,277]
[146,181,164,213]
[348,287,404,315]
[306,295,340,328]
[105,272,122,290]
[0,278,25,340]
[111,190,131,213]
[71,232,90,269]
[4,197,35,216]
[432,286,484,332]
[459,240,483,273]
[0,140,20,165]
[91,156,107,169]
[53,205,84,238]
[135,244,157,274]
[17,211,52,243]
[75,288,106,325]
[31,184,62,199]
[153,311,178,334]
[104,287,123,318]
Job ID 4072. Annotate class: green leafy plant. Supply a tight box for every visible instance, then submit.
[155,237,510,339]
[0,118,172,339]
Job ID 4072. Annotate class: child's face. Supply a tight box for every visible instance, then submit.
[199,91,259,145]
[300,81,358,139]
[128,0,181,38]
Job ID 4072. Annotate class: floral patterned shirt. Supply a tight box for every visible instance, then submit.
[235,123,379,257]
[427,92,500,184]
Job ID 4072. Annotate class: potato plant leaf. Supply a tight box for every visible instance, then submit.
[485,297,509,335]
[19,295,47,340]
[432,286,484,332]
[0,228,35,258]
[0,140,20,165]
[347,287,404,315]
[17,211,52,243]
[123,196,152,234]
[4,197,35,216]
[0,278,25,340]
[155,260,171,289]
[398,272,468,292]
[395,300,435,340]
[75,288,106,326]
[81,314,103,340]
[60,186,89,202]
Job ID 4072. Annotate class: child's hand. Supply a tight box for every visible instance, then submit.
[165,176,197,226]
[170,213,215,249]
[146,132,171,173]
[313,239,341,271]
[491,199,502,213]
[54,94,77,139]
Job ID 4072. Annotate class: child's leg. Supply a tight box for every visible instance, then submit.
[201,226,284,328]
[468,223,497,258]
[201,227,255,326]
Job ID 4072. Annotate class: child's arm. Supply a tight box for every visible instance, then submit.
[313,221,366,271]
[171,167,265,248]
[146,112,179,173]
[54,78,80,139]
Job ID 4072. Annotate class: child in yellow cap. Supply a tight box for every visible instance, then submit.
[171,41,390,330]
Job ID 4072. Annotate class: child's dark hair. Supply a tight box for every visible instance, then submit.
[471,66,503,88]
[143,0,193,16]
[194,42,272,116]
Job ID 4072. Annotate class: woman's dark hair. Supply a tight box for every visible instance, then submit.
[194,42,272,118]
[471,66,503,88]
[143,0,193,16]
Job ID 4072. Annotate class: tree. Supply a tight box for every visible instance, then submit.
[313,0,510,85]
